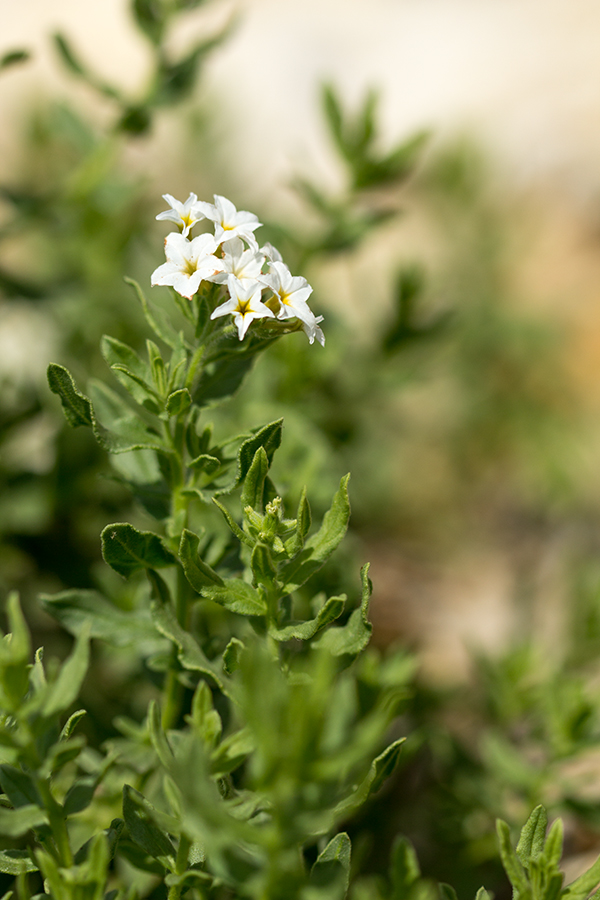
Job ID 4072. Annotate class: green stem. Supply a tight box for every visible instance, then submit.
[162,566,191,730]
[185,343,206,391]
[37,780,73,867]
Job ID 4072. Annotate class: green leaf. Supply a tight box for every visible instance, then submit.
[89,380,166,453]
[516,805,547,867]
[52,32,86,77]
[149,581,226,693]
[390,836,420,899]
[201,579,267,617]
[47,363,93,427]
[0,766,42,809]
[43,628,90,718]
[474,889,492,900]
[101,335,151,383]
[308,833,351,900]
[222,637,244,674]
[63,777,97,816]
[285,487,311,556]
[74,818,123,864]
[440,886,459,900]
[210,729,255,777]
[368,738,406,794]
[241,447,269,512]
[280,474,350,594]
[212,498,253,547]
[60,709,87,741]
[496,819,531,898]
[542,819,564,869]
[314,564,373,658]
[41,589,159,646]
[237,419,282,483]
[0,50,30,70]
[0,805,48,837]
[124,277,180,349]
[563,853,600,900]
[166,388,191,417]
[0,850,38,875]
[179,529,224,590]
[148,700,174,770]
[188,682,222,748]
[101,523,176,578]
[216,419,283,495]
[251,543,277,587]
[122,785,175,867]
[268,595,346,642]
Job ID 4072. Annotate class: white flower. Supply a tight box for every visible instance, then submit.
[304,315,326,347]
[209,237,266,286]
[195,194,262,249]
[155,193,207,238]
[260,242,283,263]
[211,275,274,340]
[151,232,224,299]
[260,261,324,344]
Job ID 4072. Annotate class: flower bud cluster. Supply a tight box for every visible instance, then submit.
[151,193,324,345]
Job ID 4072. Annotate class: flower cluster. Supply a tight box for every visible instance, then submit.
[151,193,324,344]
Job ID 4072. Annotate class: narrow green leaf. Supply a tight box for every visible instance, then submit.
[368,738,406,794]
[47,363,93,427]
[188,681,222,748]
[201,578,267,617]
[179,529,224,590]
[52,32,86,76]
[0,50,30,70]
[280,474,350,594]
[542,819,564,869]
[268,595,346,642]
[440,886,459,900]
[60,709,87,741]
[0,805,48,837]
[210,728,255,777]
[122,785,175,866]
[308,833,351,900]
[148,700,174,770]
[497,819,530,897]
[43,628,90,718]
[285,486,311,556]
[212,498,253,546]
[101,523,176,578]
[390,836,420,899]
[516,805,547,866]
[241,446,269,512]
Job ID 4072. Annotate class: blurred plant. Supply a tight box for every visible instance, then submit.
[0,194,417,900]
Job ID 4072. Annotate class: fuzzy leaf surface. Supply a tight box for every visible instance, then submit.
[101,523,176,578]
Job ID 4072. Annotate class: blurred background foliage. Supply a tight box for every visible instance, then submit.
[2,1,600,898]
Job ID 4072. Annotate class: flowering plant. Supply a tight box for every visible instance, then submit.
[152,193,324,345]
